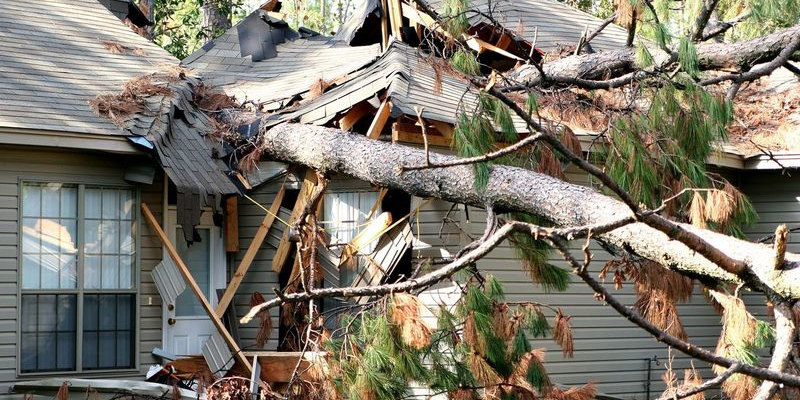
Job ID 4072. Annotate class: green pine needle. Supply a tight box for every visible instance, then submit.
[679,37,700,78]
[485,275,505,301]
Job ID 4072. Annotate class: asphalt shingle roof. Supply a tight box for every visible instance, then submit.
[0,0,175,135]
[271,41,528,132]
[428,0,629,52]
[182,14,382,111]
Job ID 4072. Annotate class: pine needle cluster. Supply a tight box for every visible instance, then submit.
[321,277,590,400]
[709,291,776,400]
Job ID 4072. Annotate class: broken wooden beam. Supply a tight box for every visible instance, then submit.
[216,185,286,317]
[225,196,239,253]
[339,101,375,132]
[272,170,317,273]
[392,121,452,147]
[367,99,392,139]
[141,203,253,374]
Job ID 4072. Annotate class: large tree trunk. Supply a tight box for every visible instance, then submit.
[257,123,800,299]
[201,1,232,38]
[511,25,800,84]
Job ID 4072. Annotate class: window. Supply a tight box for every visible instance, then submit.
[20,183,136,373]
[323,191,380,286]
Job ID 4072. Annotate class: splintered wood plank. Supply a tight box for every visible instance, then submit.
[339,101,375,132]
[466,37,524,61]
[366,99,392,139]
[429,120,454,139]
[339,211,393,267]
[388,0,404,39]
[242,351,322,383]
[141,203,253,374]
[392,121,452,147]
[272,170,318,273]
[225,196,239,253]
[381,0,390,49]
[216,186,286,317]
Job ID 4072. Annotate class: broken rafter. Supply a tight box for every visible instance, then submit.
[339,101,375,132]
[272,170,318,273]
[141,203,253,374]
[392,121,452,146]
[367,99,392,139]
[216,185,287,317]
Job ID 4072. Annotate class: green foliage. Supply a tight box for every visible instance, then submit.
[486,275,506,301]
[678,37,700,78]
[753,320,776,349]
[153,0,247,59]
[508,213,570,292]
[596,81,756,233]
[451,49,481,76]
[441,0,471,37]
[453,94,519,190]
[636,42,655,69]
[323,280,573,399]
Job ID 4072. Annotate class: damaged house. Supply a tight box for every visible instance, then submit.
[1,0,800,399]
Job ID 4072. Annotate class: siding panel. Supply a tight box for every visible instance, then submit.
[0,145,163,390]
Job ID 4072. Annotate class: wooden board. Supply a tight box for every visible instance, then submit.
[367,99,392,139]
[272,170,317,273]
[242,352,323,383]
[392,121,452,147]
[225,196,239,253]
[339,101,375,132]
[216,186,286,317]
[141,203,252,374]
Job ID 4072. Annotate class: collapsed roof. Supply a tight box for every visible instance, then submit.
[182,9,382,111]
[426,0,628,52]
[271,40,525,130]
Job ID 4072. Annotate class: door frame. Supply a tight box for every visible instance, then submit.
[162,206,226,352]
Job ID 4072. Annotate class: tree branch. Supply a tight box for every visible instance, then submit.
[655,364,742,400]
[692,0,722,41]
[547,237,800,388]
[252,122,800,299]
[753,301,796,399]
[700,31,800,86]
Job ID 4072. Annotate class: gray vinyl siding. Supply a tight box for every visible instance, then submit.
[409,169,724,399]
[233,181,283,350]
[0,145,163,390]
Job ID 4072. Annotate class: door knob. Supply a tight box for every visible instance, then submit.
[167,318,176,325]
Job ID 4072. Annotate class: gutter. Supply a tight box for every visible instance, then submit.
[0,127,143,155]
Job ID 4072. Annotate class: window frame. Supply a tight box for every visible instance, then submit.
[16,180,141,377]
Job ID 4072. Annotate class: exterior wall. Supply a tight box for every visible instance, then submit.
[233,181,283,350]
[231,168,793,399]
[410,169,723,399]
[0,145,164,390]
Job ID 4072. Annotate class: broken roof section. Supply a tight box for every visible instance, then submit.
[0,0,173,135]
[426,0,628,52]
[274,40,526,130]
[91,69,240,241]
[182,8,382,111]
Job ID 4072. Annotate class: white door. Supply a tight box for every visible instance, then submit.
[163,208,226,356]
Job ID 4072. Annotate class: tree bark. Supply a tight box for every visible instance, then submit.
[256,123,800,299]
[201,1,232,38]
[511,24,800,85]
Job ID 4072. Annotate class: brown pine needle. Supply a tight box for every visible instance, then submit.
[250,292,272,348]
[553,308,574,357]
[536,146,566,180]
[705,189,734,224]
[689,191,707,229]
[467,351,501,386]
[544,382,597,400]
